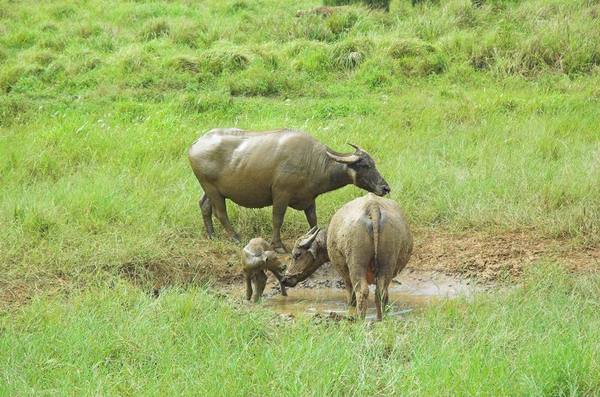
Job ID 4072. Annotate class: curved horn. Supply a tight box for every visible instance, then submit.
[298,227,320,248]
[326,148,360,164]
[347,143,360,152]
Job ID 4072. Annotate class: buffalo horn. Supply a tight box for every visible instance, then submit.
[299,226,320,248]
[326,149,360,164]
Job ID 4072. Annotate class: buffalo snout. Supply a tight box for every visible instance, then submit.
[281,276,299,288]
[375,184,391,196]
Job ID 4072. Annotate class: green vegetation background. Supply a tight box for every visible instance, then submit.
[1,0,599,394]
[1,0,599,289]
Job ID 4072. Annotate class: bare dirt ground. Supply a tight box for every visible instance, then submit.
[218,230,599,319]
[411,230,599,281]
[214,229,599,285]
[1,230,598,311]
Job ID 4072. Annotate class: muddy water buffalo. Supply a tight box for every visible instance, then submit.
[283,193,412,320]
[188,128,390,252]
[241,238,287,302]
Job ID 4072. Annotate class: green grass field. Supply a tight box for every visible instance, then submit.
[2,265,600,395]
[1,0,599,394]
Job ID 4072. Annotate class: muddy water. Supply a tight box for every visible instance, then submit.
[238,264,479,320]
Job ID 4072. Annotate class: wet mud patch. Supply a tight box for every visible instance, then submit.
[224,262,485,321]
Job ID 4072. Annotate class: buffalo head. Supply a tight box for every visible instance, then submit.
[281,226,328,287]
[326,143,390,196]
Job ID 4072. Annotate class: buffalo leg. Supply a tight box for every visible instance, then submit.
[199,193,214,238]
[375,278,390,321]
[374,280,387,321]
[348,255,370,319]
[252,271,267,303]
[374,289,383,321]
[205,187,240,243]
[268,267,288,297]
[245,272,253,301]
[271,199,288,253]
[339,268,356,307]
[354,278,370,320]
[304,202,317,228]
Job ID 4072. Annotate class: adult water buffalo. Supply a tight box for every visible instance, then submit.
[188,128,390,252]
[282,193,413,320]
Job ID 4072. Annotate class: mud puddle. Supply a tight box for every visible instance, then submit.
[227,263,482,321]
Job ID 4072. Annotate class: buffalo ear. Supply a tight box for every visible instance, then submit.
[308,245,318,259]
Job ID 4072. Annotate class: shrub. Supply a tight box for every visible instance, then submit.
[116,46,148,73]
[0,94,32,127]
[76,24,102,39]
[388,38,435,58]
[397,52,447,76]
[204,49,250,74]
[510,23,600,76]
[228,63,295,97]
[294,15,335,42]
[180,91,234,113]
[250,44,281,71]
[292,42,332,74]
[170,56,202,74]
[357,58,393,87]
[323,0,390,11]
[140,18,171,41]
[332,38,372,70]
[0,65,24,93]
[326,10,360,35]
[171,20,203,48]
[387,38,447,77]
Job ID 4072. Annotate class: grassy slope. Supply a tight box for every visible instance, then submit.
[1,0,599,297]
[2,265,600,395]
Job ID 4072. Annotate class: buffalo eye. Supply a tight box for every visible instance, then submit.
[292,251,301,260]
[352,158,368,168]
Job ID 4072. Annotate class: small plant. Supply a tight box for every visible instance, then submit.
[171,20,202,48]
[0,94,32,126]
[201,48,251,75]
[180,91,233,113]
[140,18,171,41]
[229,65,290,97]
[323,0,390,11]
[332,39,372,70]
[170,56,201,74]
[388,38,435,58]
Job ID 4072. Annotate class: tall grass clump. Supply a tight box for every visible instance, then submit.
[323,0,390,11]
[388,37,447,75]
[331,38,372,70]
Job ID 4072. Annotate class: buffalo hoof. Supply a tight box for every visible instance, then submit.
[231,234,241,244]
